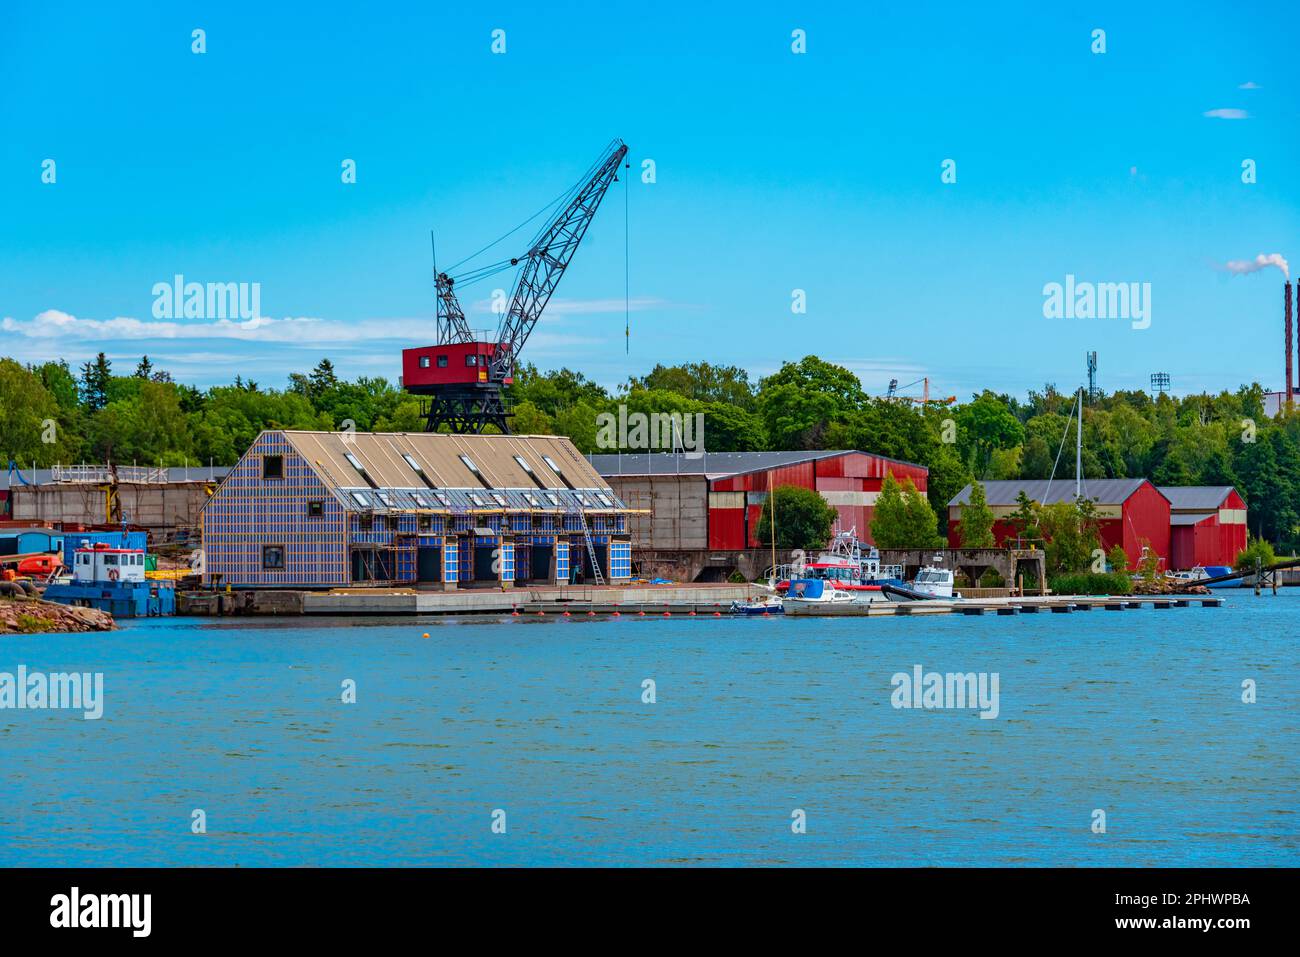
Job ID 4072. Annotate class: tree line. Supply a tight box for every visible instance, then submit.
[2,351,1298,550]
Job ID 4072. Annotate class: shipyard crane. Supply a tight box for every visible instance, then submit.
[403,140,629,433]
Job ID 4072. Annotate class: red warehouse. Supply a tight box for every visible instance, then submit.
[591,450,929,581]
[947,478,1172,566]
[1160,486,1248,570]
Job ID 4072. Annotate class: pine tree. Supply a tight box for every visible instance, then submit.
[309,359,338,399]
[870,474,908,548]
[900,478,944,548]
[78,352,112,412]
[134,355,153,378]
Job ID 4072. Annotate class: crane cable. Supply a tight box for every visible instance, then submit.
[624,155,630,354]
[445,140,619,279]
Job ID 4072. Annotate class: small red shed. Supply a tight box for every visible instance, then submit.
[948,478,1172,567]
[1160,486,1248,570]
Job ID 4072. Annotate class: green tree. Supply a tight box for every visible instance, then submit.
[554,399,600,453]
[508,400,554,436]
[78,352,112,411]
[630,362,756,409]
[957,480,996,547]
[955,391,1024,478]
[1006,490,1039,543]
[756,356,865,449]
[871,474,944,549]
[1106,544,1129,572]
[0,359,77,466]
[699,401,767,451]
[1037,498,1101,574]
[754,484,838,551]
[1234,534,1277,573]
[507,364,609,419]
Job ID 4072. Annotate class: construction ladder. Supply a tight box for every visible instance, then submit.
[577,510,605,586]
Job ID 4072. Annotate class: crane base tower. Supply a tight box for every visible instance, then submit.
[416,384,511,434]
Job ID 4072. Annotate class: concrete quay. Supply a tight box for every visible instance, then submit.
[179,583,757,617]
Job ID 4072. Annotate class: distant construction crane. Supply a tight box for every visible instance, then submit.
[882,376,956,405]
[402,140,629,433]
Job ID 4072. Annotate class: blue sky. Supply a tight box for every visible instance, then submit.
[1,1,1296,400]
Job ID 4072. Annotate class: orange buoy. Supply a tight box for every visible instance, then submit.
[613,611,621,617]
[563,611,571,617]
[637,610,645,617]
[587,611,596,617]
[688,610,696,616]
[663,611,671,617]
[422,632,430,638]
[713,611,721,617]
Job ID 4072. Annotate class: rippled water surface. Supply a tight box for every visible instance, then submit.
[2,592,1296,866]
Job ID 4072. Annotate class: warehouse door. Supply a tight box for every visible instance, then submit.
[472,545,497,583]
[416,547,441,583]
[529,544,553,582]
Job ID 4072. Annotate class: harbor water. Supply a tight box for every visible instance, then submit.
[1,592,1296,866]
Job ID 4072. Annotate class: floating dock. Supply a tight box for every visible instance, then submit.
[174,585,1225,618]
[782,594,1223,616]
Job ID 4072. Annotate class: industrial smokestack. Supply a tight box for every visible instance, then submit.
[1288,281,1294,404]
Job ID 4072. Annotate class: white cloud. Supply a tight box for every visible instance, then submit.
[1238,81,1260,90]
[1203,108,1249,120]
[0,309,435,343]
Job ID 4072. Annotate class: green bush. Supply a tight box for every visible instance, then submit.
[1234,535,1276,573]
[1047,571,1133,596]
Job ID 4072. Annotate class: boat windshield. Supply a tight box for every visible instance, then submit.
[809,565,854,581]
[916,570,948,583]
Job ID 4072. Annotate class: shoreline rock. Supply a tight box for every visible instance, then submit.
[0,596,116,634]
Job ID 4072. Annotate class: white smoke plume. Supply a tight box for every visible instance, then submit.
[1223,253,1289,280]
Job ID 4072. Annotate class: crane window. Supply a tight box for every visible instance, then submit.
[419,356,431,369]
[465,355,478,367]
[437,355,448,368]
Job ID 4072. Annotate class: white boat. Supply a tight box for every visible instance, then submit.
[884,558,959,602]
[783,578,858,604]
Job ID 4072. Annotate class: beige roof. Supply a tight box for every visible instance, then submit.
[281,430,612,493]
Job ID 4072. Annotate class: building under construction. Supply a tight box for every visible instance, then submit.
[201,430,633,588]
[3,464,225,539]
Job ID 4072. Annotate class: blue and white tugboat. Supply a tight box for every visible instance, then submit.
[43,541,175,618]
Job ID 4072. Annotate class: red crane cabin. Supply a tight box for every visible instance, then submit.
[401,342,513,392]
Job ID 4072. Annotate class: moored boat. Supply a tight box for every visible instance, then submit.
[42,541,175,618]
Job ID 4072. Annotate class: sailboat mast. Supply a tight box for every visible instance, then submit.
[769,470,777,578]
[1075,386,1083,499]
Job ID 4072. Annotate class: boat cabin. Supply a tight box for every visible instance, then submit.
[71,542,147,585]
